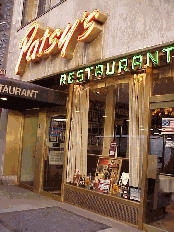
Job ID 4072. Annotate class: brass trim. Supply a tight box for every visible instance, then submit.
[150,93,174,103]
[32,145,36,158]
[19,182,34,191]
[17,113,24,185]
[150,101,174,109]
[143,223,168,232]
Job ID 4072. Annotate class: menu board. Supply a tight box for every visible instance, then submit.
[49,150,64,165]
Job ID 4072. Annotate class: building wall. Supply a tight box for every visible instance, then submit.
[2,110,23,185]
[6,0,174,82]
[0,109,8,182]
[0,0,13,69]
[0,0,13,183]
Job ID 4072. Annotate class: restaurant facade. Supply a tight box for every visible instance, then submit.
[1,0,174,231]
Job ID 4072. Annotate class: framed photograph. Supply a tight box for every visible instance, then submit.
[96,157,122,183]
[49,136,57,142]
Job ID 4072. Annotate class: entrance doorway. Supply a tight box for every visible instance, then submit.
[43,113,66,197]
[20,113,38,188]
[19,109,66,199]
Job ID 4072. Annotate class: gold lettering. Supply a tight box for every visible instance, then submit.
[27,90,33,97]
[0,84,4,92]
[32,90,38,98]
[15,87,21,95]
[9,86,16,94]
[2,85,8,93]
[21,89,27,96]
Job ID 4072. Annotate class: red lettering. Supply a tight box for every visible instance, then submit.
[15,22,39,75]
[15,10,107,75]
[44,28,62,55]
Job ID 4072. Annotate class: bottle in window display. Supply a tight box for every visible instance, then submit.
[118,179,123,197]
[112,183,119,195]
[85,176,90,188]
[73,171,77,186]
[94,174,99,189]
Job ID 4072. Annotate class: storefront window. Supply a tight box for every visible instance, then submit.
[66,83,140,201]
[147,107,174,228]
[150,107,174,172]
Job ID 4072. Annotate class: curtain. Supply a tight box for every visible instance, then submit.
[129,73,147,187]
[67,85,89,183]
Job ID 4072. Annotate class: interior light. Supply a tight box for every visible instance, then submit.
[154,132,159,135]
[1,97,7,100]
[150,129,153,130]
[103,115,107,117]
[54,119,67,121]
[0,22,6,25]
[167,137,172,140]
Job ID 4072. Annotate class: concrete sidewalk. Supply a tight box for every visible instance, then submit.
[0,185,141,232]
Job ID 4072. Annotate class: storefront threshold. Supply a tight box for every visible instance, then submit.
[64,184,139,227]
[143,223,169,232]
[40,190,61,201]
[18,182,34,191]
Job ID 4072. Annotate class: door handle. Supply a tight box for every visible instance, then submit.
[32,145,36,158]
[44,146,49,160]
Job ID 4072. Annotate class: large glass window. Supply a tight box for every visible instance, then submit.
[67,83,134,200]
[147,107,174,230]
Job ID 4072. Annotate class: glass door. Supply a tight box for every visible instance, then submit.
[43,114,66,196]
[20,113,38,188]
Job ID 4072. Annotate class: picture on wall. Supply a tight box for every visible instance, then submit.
[49,136,57,142]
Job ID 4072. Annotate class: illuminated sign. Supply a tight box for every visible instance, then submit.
[15,9,107,75]
[0,69,6,75]
[60,46,174,85]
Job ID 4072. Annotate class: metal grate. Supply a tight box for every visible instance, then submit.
[64,186,139,225]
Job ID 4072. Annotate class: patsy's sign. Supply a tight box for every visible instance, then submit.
[15,9,107,75]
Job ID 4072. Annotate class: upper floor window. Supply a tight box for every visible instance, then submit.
[21,0,65,27]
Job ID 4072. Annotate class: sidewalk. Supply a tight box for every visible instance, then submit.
[0,185,141,232]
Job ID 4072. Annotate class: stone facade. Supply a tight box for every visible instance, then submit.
[0,0,13,69]
[5,0,174,82]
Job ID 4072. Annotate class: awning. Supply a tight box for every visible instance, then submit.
[0,75,67,110]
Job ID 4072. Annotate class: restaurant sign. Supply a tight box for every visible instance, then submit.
[0,75,59,104]
[60,46,174,85]
[0,69,6,75]
[15,9,107,75]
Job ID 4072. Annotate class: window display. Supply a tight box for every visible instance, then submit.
[66,83,141,201]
